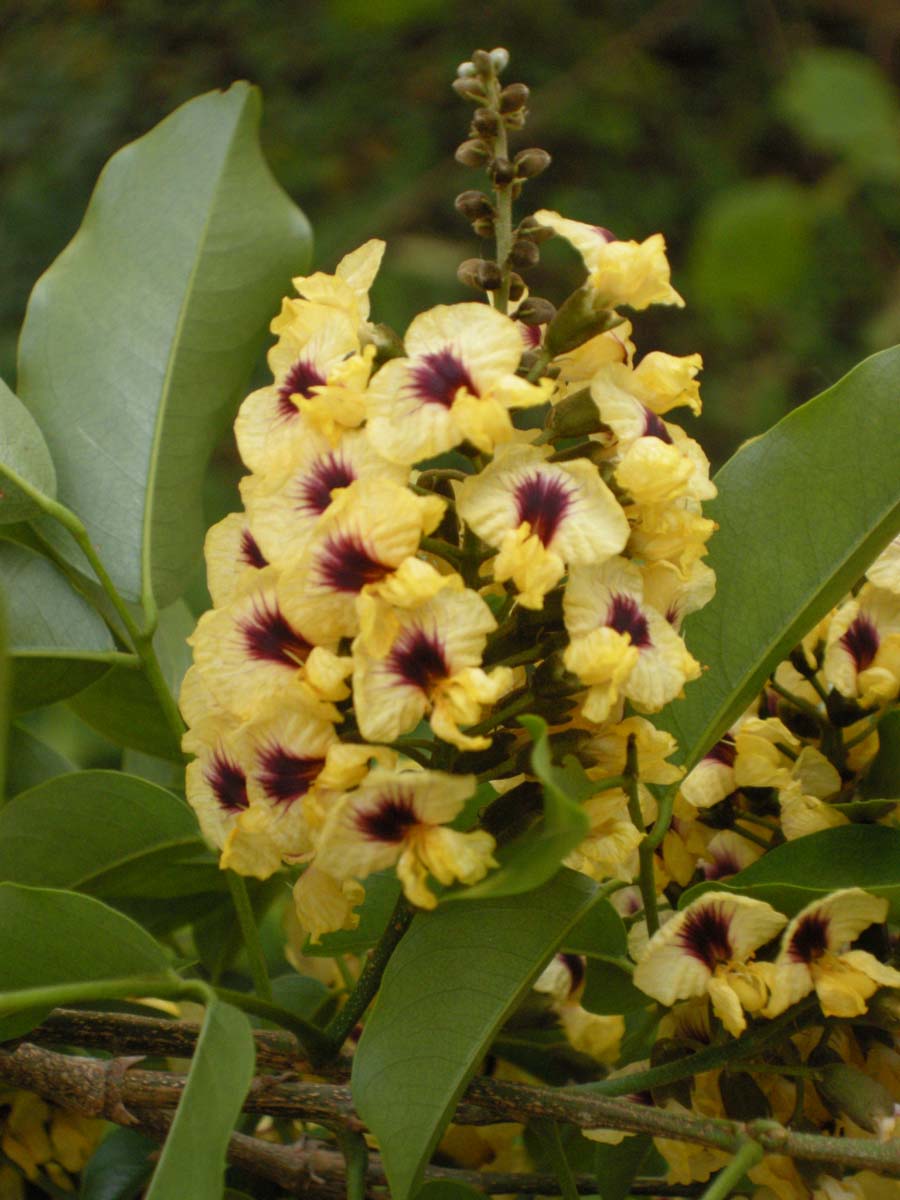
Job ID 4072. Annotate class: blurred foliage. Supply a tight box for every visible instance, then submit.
[3,0,900,773]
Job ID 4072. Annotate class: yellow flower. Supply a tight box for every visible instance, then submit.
[867,535,900,594]
[565,789,644,883]
[454,443,629,609]
[625,497,716,576]
[778,747,847,841]
[284,238,385,330]
[553,321,633,391]
[733,717,801,790]
[277,479,446,644]
[680,733,737,809]
[824,584,900,705]
[242,427,408,567]
[533,955,625,1063]
[184,715,252,852]
[765,888,900,1018]
[366,302,553,464]
[699,829,764,879]
[564,558,702,722]
[293,865,366,943]
[203,511,268,607]
[313,768,495,909]
[534,210,684,310]
[351,584,515,749]
[615,432,716,507]
[633,893,787,1036]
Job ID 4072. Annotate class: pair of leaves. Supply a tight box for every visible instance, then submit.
[0,884,254,1199]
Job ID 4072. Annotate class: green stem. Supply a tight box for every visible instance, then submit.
[226,871,272,1001]
[624,735,659,936]
[0,974,201,1014]
[213,986,332,1061]
[337,1130,369,1200]
[465,693,534,739]
[698,1139,763,1200]
[420,537,464,564]
[767,679,825,724]
[589,774,629,794]
[485,73,513,314]
[731,822,773,851]
[533,1119,580,1200]
[644,785,676,853]
[321,895,414,1060]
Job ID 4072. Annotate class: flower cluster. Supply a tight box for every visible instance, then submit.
[0,1089,102,1197]
[180,193,717,940]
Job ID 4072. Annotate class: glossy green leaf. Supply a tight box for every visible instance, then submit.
[352,868,598,1200]
[5,724,74,799]
[69,600,194,760]
[0,591,8,800]
[17,83,312,608]
[79,1127,156,1200]
[270,973,331,1022]
[780,48,900,182]
[0,770,212,901]
[145,997,255,1200]
[592,1135,653,1200]
[562,897,627,957]
[304,870,401,956]
[861,711,900,799]
[679,825,900,919]
[0,883,172,1038]
[659,346,900,771]
[445,716,590,901]
[581,957,648,1015]
[1,541,116,711]
[0,377,56,525]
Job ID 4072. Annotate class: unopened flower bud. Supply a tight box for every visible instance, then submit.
[515,148,552,179]
[508,237,540,270]
[862,989,900,1031]
[545,285,623,356]
[515,296,556,325]
[490,47,510,73]
[457,257,503,292]
[547,387,603,438]
[508,273,526,302]
[499,83,530,113]
[455,139,493,167]
[471,49,494,77]
[825,688,869,728]
[456,61,477,78]
[454,190,496,222]
[489,156,516,186]
[719,1071,771,1121]
[503,109,528,130]
[452,76,487,102]
[472,217,495,239]
[471,107,502,138]
[817,1063,899,1139]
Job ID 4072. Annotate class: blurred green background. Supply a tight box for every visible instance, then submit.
[4,0,900,764]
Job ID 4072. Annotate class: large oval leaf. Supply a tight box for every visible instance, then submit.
[5,725,74,799]
[0,770,210,900]
[661,346,900,770]
[352,868,598,1200]
[17,83,312,608]
[0,377,56,525]
[0,883,172,1039]
[679,825,900,919]
[0,541,115,711]
[145,997,255,1200]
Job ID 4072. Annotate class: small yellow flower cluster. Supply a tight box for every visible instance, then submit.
[0,1090,102,1196]
[181,211,718,939]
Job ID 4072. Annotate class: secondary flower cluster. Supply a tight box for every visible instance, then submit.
[180,209,718,939]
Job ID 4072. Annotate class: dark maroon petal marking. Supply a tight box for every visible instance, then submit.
[704,853,740,881]
[239,598,310,666]
[606,593,651,648]
[295,452,357,516]
[239,528,268,570]
[514,472,573,547]
[519,322,543,350]
[257,744,325,807]
[642,406,673,444]
[205,751,249,814]
[356,789,418,843]
[787,913,829,963]
[316,533,391,593]
[407,348,478,409]
[277,357,327,420]
[841,616,879,672]
[706,736,737,768]
[678,902,734,970]
[386,626,449,692]
[559,953,586,993]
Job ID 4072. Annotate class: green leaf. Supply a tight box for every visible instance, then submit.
[145,998,255,1200]
[1,541,116,711]
[581,957,649,1015]
[0,591,8,799]
[304,870,401,956]
[679,825,900,919]
[659,346,900,770]
[562,897,627,957]
[0,377,56,525]
[5,724,74,799]
[69,601,194,760]
[414,1184,486,1200]
[0,769,213,901]
[444,716,590,901]
[0,883,171,1038]
[270,973,331,1022]
[592,1135,653,1200]
[352,868,598,1200]
[779,48,900,183]
[861,711,900,799]
[17,83,312,609]
[690,179,812,312]
[79,1127,156,1200]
